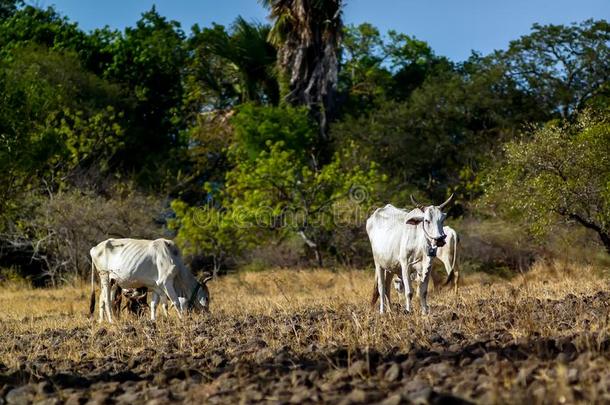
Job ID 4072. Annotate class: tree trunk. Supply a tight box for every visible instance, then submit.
[567,213,610,255]
[600,231,610,255]
[314,245,324,268]
[212,253,221,277]
[298,230,323,267]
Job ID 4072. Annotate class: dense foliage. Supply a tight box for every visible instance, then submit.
[0,2,608,283]
[486,110,610,252]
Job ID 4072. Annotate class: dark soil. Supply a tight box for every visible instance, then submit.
[1,290,609,404]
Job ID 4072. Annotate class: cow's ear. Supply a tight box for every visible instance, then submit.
[405,214,424,225]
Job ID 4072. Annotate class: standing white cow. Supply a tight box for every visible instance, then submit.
[89,238,211,323]
[388,225,459,294]
[366,195,452,314]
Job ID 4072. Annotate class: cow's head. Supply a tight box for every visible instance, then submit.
[405,194,453,248]
[189,275,213,312]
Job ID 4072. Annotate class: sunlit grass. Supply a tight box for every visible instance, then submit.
[0,262,608,403]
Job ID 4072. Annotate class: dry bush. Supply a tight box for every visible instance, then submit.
[2,185,164,285]
[452,216,610,277]
[241,236,307,270]
[455,217,538,275]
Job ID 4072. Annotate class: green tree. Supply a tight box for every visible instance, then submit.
[225,140,385,267]
[103,7,187,179]
[0,5,89,55]
[332,58,545,203]
[0,45,124,226]
[386,30,453,101]
[231,103,315,159]
[497,20,610,118]
[0,0,20,20]
[339,23,392,111]
[486,109,610,253]
[173,110,234,204]
[171,104,386,268]
[339,23,453,115]
[170,199,246,275]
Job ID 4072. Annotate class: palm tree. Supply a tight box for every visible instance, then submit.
[259,0,343,141]
[221,17,279,104]
[187,17,279,108]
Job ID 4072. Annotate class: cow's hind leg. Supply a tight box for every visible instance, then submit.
[98,271,112,323]
[453,262,460,295]
[440,255,459,295]
[384,273,393,310]
[375,262,388,314]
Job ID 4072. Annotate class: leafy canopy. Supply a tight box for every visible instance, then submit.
[486,109,610,252]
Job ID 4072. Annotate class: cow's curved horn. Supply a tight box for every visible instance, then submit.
[202,275,213,284]
[410,194,423,209]
[438,193,454,210]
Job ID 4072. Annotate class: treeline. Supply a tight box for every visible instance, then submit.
[0,1,608,284]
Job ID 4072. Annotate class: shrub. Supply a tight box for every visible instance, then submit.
[485,109,610,254]
[2,184,163,285]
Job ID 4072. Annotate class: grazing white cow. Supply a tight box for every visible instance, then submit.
[390,225,460,295]
[89,238,211,323]
[366,195,452,314]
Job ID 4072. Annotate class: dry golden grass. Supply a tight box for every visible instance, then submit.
[0,262,609,404]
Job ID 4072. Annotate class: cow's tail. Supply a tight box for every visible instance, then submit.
[89,261,96,317]
[444,233,458,286]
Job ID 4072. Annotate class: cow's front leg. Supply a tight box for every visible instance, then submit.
[150,291,159,321]
[419,257,432,314]
[400,260,413,313]
[163,282,183,319]
[160,295,169,317]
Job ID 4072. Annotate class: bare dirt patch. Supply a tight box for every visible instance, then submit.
[0,267,609,404]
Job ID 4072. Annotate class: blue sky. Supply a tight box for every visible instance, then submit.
[38,0,610,61]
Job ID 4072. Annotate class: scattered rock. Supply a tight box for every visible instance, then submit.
[384,363,401,382]
[377,394,402,405]
[340,388,367,404]
[6,385,36,405]
[349,360,368,376]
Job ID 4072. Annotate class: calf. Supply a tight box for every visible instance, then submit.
[110,282,149,317]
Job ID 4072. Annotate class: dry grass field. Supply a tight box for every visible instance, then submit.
[0,262,609,404]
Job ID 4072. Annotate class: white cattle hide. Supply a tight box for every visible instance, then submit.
[90,238,210,322]
[366,196,452,314]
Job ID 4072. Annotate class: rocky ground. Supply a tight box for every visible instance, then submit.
[0,268,609,404]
